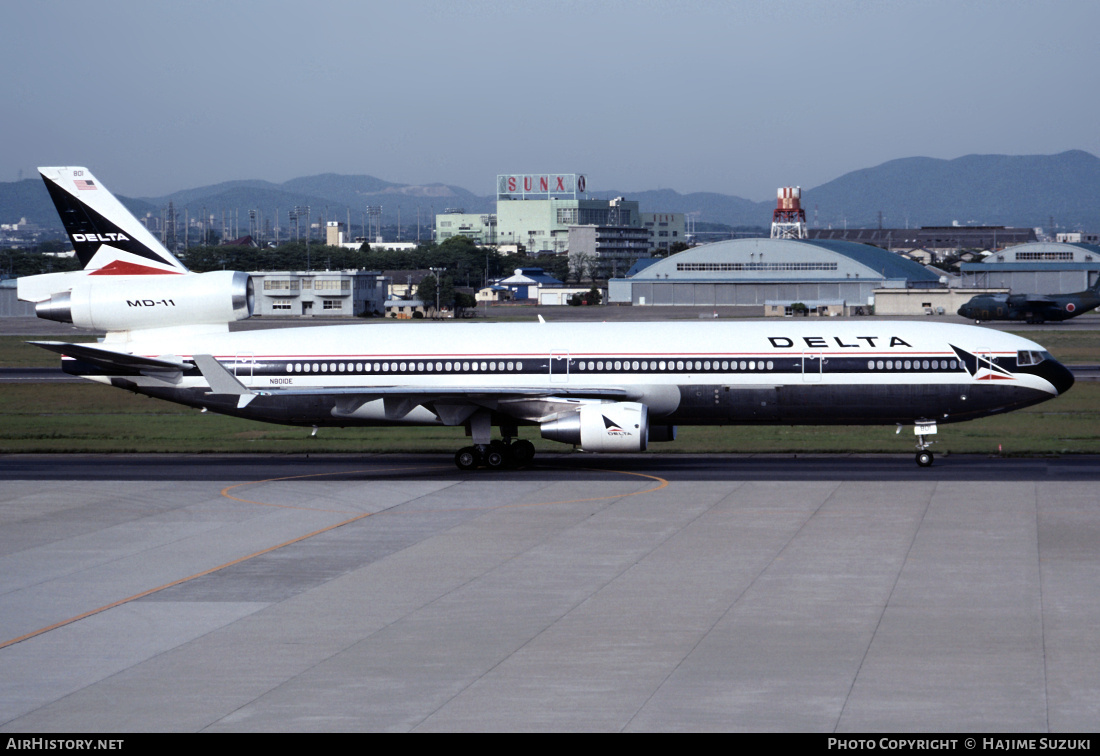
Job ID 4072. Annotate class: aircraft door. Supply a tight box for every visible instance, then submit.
[802,351,822,382]
[550,350,570,383]
[234,351,255,385]
[970,347,994,399]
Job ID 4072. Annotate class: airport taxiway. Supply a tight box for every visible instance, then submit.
[1,453,1099,732]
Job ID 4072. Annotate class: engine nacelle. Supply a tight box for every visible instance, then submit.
[33,270,253,331]
[541,402,649,452]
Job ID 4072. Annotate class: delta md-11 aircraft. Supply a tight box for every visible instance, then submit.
[18,167,1075,468]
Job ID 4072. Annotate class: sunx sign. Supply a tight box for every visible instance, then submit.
[497,174,584,200]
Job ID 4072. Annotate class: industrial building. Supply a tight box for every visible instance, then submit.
[959,241,1100,293]
[641,212,687,253]
[495,176,640,255]
[252,270,389,317]
[434,212,498,246]
[567,224,652,278]
[431,174,684,261]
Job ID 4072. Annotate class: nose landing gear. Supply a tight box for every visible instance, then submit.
[913,420,937,467]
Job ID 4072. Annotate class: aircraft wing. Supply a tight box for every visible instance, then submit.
[34,342,632,417]
[1023,295,1056,305]
[252,384,632,423]
[184,351,632,419]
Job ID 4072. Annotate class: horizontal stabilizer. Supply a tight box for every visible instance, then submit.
[28,341,186,373]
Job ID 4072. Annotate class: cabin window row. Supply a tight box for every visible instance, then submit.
[867,359,958,371]
[577,359,775,372]
[285,360,525,374]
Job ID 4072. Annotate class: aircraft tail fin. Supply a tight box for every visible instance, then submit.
[38,167,188,276]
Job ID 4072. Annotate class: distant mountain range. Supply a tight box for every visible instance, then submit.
[3,150,1098,234]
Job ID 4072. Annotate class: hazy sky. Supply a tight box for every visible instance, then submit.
[4,0,1098,200]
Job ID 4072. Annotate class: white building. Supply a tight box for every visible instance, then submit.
[252,270,389,317]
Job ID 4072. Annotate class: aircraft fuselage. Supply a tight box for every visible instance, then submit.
[62,320,1072,431]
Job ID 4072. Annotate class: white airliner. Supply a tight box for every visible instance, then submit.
[18,167,1075,468]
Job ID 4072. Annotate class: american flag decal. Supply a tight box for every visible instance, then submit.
[75,179,97,190]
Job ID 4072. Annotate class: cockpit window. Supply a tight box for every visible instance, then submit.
[1017,350,1047,366]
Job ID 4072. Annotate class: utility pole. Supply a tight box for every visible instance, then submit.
[429,266,446,320]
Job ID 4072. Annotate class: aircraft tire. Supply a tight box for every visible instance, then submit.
[455,447,480,471]
[916,451,934,468]
[485,446,507,470]
[510,439,536,467]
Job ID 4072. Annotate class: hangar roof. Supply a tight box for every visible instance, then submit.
[626,237,940,283]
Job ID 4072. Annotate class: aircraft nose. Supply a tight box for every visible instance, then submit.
[1040,359,1076,395]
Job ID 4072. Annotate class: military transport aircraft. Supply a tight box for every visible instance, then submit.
[958,281,1100,324]
[18,167,1075,468]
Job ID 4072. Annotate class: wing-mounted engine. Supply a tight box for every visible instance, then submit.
[29,270,253,331]
[541,401,649,452]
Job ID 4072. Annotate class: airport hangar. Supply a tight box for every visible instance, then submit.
[607,237,942,313]
[959,241,1100,294]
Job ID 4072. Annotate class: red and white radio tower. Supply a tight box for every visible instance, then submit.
[771,186,807,239]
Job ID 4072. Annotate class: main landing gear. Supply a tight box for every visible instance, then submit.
[455,438,536,471]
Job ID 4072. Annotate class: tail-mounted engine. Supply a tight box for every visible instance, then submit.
[541,401,649,452]
[32,270,253,331]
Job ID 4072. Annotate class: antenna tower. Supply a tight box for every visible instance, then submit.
[771,187,807,239]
